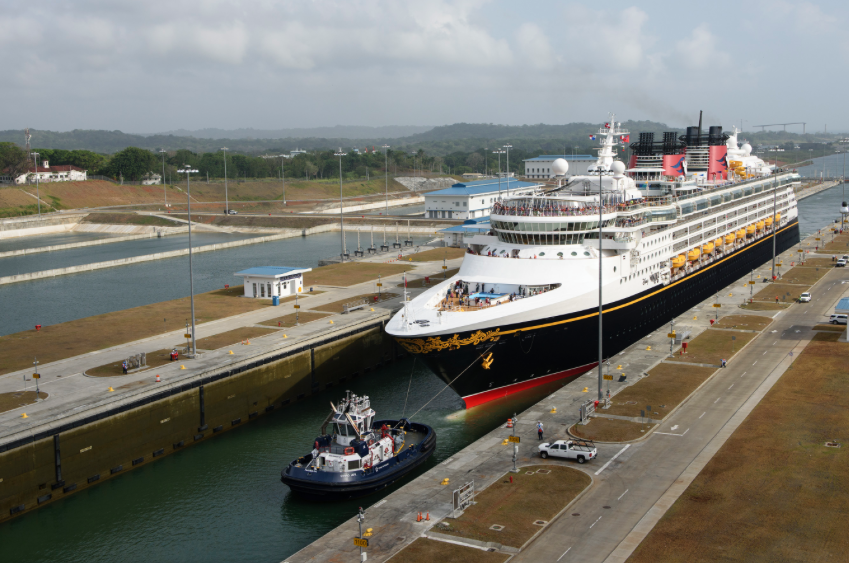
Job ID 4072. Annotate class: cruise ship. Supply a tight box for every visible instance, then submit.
[386,115,801,408]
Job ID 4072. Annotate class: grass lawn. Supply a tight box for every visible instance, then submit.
[0,391,48,414]
[821,239,849,252]
[389,538,509,563]
[0,285,272,376]
[407,247,467,262]
[778,266,831,285]
[86,348,176,377]
[627,331,849,563]
[813,324,847,332]
[571,417,656,442]
[672,329,756,365]
[712,315,772,331]
[739,301,789,311]
[192,327,277,350]
[259,311,330,328]
[397,268,460,287]
[752,283,808,303]
[310,293,399,313]
[439,465,590,548]
[83,212,176,227]
[604,363,717,421]
[303,262,412,287]
[798,257,837,267]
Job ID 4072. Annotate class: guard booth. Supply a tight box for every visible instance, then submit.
[234,266,312,299]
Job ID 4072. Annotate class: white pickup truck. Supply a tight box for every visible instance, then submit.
[538,439,597,464]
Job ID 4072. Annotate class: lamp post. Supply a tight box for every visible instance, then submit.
[159,149,167,206]
[503,143,512,193]
[597,168,604,401]
[221,147,229,213]
[177,165,199,358]
[281,153,286,206]
[383,144,390,214]
[493,149,505,199]
[335,149,348,261]
[31,152,41,216]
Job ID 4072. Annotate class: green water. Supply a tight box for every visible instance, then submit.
[1,358,565,563]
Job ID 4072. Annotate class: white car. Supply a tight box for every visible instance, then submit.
[538,439,597,464]
[799,292,812,303]
[830,314,848,325]
[837,259,847,268]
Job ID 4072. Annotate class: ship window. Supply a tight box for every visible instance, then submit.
[571,251,577,256]
[347,459,361,470]
[539,252,545,256]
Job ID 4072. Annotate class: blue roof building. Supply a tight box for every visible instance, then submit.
[234,266,312,299]
[425,178,540,220]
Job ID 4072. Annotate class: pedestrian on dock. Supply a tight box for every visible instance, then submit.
[122,361,128,374]
[721,358,727,368]
[537,421,544,440]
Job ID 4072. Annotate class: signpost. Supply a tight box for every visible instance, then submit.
[356,507,367,561]
[32,358,41,401]
[510,413,518,473]
[507,435,521,444]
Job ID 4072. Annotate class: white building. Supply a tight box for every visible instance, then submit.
[235,266,312,299]
[141,172,162,185]
[10,160,87,184]
[424,178,541,220]
[523,154,595,179]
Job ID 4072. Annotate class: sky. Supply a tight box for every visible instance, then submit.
[2,0,847,134]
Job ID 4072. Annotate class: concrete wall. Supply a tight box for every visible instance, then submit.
[313,196,424,215]
[0,321,400,522]
[0,213,87,239]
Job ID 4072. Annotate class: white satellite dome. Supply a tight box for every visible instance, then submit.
[741,143,752,156]
[551,158,569,176]
[610,160,626,178]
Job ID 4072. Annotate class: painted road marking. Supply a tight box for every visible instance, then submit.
[617,489,629,501]
[763,351,767,355]
[595,444,630,475]
[590,516,602,529]
[655,428,689,436]
[557,547,572,561]
[671,425,679,431]
[714,397,721,403]
[728,384,734,389]
[773,341,778,345]
[753,360,758,365]
[699,412,706,419]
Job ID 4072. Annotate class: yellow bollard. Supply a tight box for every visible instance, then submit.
[228,350,234,355]
[21,413,28,419]
[582,387,588,392]
[617,365,623,370]
[108,387,114,392]
[550,407,557,414]
[646,346,652,351]
[441,478,450,485]
[370,308,374,312]
[501,438,509,445]
[180,365,186,370]
[693,316,697,320]
[283,334,287,338]
[329,320,334,324]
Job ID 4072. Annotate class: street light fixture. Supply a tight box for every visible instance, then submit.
[159,149,167,206]
[335,149,348,261]
[382,144,390,214]
[177,165,200,358]
[493,149,505,198]
[221,147,229,214]
[31,152,41,216]
[503,143,513,197]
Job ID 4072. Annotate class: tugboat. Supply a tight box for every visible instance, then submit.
[280,391,436,500]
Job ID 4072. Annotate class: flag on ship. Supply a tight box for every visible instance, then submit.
[620,135,630,143]
[604,122,610,128]
[589,135,596,140]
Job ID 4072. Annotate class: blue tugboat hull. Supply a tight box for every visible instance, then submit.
[280,420,436,501]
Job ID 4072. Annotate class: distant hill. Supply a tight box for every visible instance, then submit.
[157,125,434,140]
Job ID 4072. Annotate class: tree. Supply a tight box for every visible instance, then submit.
[465,152,484,172]
[105,147,158,180]
[0,142,31,181]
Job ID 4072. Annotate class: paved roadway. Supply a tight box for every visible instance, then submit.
[513,268,849,562]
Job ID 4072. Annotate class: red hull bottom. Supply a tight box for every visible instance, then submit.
[461,362,597,409]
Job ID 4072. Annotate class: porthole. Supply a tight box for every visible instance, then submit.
[584,251,590,256]
[539,252,545,256]
[557,252,564,257]
[613,266,617,272]
[571,251,577,256]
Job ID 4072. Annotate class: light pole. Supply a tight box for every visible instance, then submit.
[281,154,286,206]
[177,165,199,358]
[503,143,512,193]
[31,152,41,215]
[597,168,604,401]
[771,174,778,279]
[493,149,505,199]
[221,147,229,213]
[383,144,390,214]
[159,149,167,206]
[335,149,348,261]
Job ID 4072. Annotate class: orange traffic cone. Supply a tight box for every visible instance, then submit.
[416,512,422,522]
[155,374,161,383]
[506,417,513,428]
[426,512,430,521]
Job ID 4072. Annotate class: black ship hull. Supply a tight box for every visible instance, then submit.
[395,221,800,408]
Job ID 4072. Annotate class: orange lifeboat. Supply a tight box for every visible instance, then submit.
[756,221,765,231]
[671,255,686,268]
[764,216,773,227]
[775,213,781,221]
[714,237,723,248]
[736,229,746,240]
[687,248,701,261]
[724,233,736,245]
[746,224,756,235]
[702,242,714,254]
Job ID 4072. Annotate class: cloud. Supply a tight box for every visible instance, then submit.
[560,5,652,72]
[674,24,730,71]
[515,23,557,70]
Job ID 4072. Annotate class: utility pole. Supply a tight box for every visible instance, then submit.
[177,165,200,358]
[160,149,167,206]
[493,149,505,198]
[221,147,229,213]
[597,168,604,401]
[771,175,778,279]
[32,152,41,216]
[511,412,518,473]
[383,144,390,214]
[503,143,513,198]
[335,149,348,261]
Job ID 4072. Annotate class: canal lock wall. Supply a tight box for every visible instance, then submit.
[0,317,403,523]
